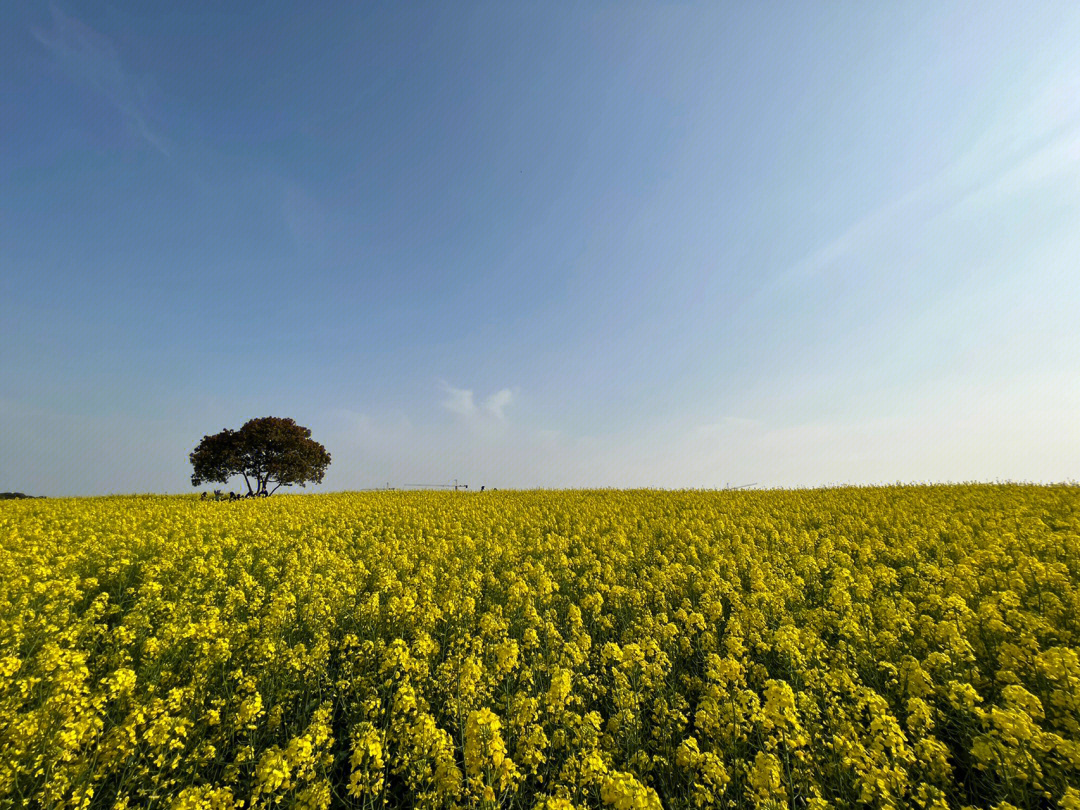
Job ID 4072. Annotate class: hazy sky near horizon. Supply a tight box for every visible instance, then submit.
[2,1,1079,495]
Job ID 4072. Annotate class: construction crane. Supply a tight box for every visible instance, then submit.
[402,478,469,491]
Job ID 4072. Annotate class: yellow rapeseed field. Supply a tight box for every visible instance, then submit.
[2,485,1079,810]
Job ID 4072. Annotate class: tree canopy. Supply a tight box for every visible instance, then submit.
[190,417,331,496]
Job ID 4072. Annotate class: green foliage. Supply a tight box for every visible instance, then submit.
[190,417,331,495]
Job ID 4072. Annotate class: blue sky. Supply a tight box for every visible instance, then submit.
[2,1,1079,494]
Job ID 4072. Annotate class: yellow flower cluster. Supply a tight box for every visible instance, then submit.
[1,484,1079,809]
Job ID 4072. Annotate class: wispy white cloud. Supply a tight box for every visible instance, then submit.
[948,124,1080,219]
[440,383,477,417]
[767,67,1080,297]
[441,383,516,421]
[483,389,514,420]
[32,4,172,156]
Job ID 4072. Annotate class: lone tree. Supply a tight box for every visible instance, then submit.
[190,417,331,496]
